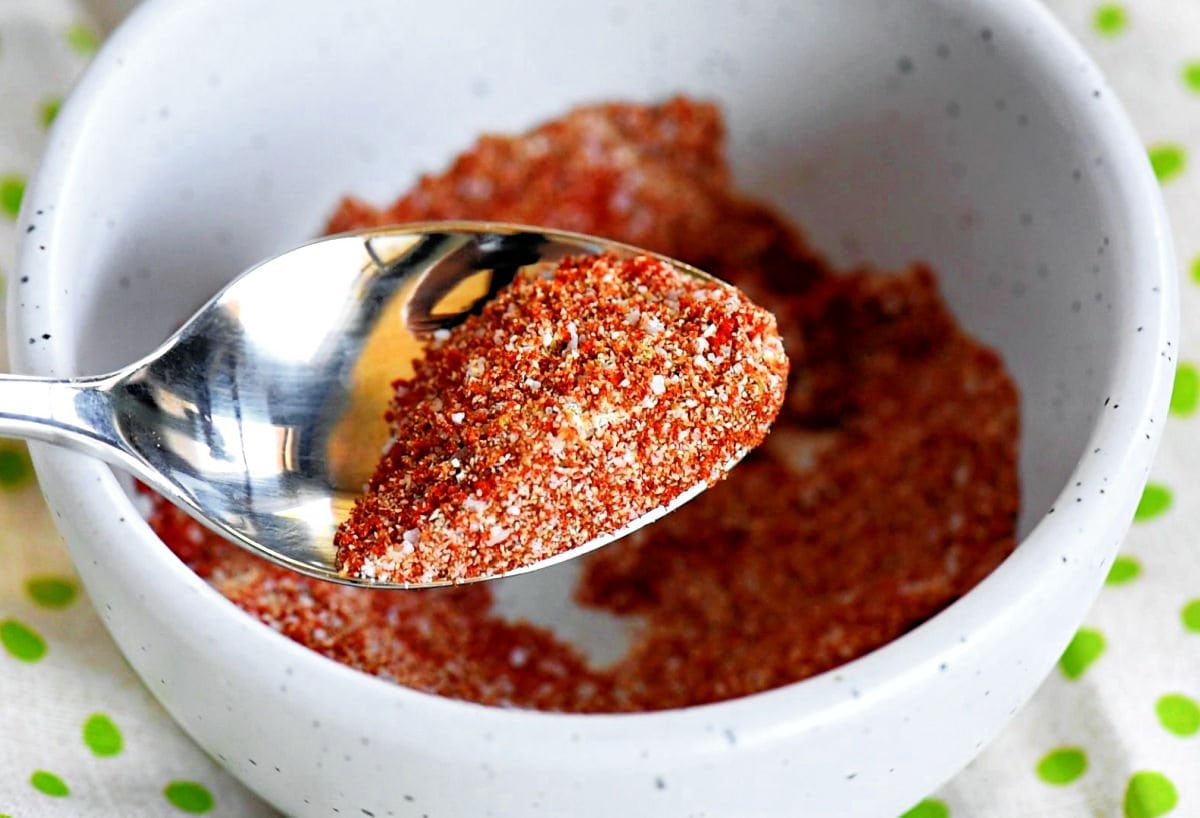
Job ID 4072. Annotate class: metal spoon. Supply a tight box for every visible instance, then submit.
[6,222,741,589]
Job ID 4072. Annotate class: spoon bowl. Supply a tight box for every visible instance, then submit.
[2,222,727,588]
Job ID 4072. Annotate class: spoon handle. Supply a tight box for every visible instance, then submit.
[0,374,126,461]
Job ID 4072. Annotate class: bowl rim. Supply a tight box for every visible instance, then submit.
[8,0,1178,744]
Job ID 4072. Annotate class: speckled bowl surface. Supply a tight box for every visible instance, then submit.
[9,1,1176,816]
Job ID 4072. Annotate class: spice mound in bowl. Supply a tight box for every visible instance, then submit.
[145,96,1020,712]
[334,252,789,585]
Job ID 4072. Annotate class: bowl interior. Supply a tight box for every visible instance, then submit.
[45,1,1132,545]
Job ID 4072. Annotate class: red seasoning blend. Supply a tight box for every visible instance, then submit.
[334,253,788,584]
[147,97,1020,712]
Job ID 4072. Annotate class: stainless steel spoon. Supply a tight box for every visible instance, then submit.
[5,222,740,589]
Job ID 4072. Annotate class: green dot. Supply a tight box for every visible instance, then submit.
[0,441,34,488]
[1094,4,1128,36]
[1183,599,1200,632]
[0,174,24,220]
[1060,627,1105,680]
[65,23,99,57]
[1156,693,1200,737]
[1184,62,1200,93]
[1192,255,1200,285]
[164,781,215,814]
[83,712,124,756]
[1171,363,1200,416]
[1036,747,1088,784]
[1106,555,1141,585]
[30,770,69,797]
[899,798,950,818]
[1149,145,1187,183]
[26,576,77,609]
[1124,771,1178,818]
[39,96,62,129]
[1,618,46,662]
[1134,483,1172,522]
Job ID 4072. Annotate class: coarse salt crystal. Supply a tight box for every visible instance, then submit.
[650,374,667,395]
[641,314,665,335]
[457,176,495,200]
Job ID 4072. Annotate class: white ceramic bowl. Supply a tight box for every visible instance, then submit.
[10,1,1176,816]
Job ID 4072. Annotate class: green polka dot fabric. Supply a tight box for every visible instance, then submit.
[910,5,1200,814]
[0,2,273,815]
[1,2,1199,817]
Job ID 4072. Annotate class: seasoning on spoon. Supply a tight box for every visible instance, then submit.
[334,252,789,584]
